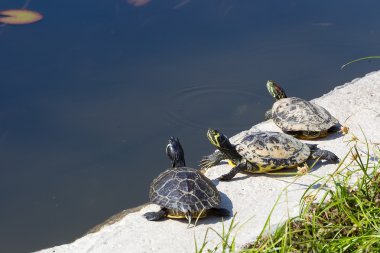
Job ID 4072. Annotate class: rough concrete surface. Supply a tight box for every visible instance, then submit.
[36,70,380,253]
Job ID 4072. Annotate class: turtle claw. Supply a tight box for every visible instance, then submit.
[327,153,340,163]
[199,151,226,169]
[217,173,234,181]
[199,157,214,169]
[143,209,167,221]
[143,212,161,221]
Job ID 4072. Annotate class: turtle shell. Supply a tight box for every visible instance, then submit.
[149,167,220,214]
[272,97,338,132]
[236,131,310,168]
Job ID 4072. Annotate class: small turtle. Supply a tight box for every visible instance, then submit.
[200,129,339,181]
[144,137,230,222]
[265,80,341,139]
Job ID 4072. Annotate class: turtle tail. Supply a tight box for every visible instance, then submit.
[310,148,340,163]
[200,150,228,170]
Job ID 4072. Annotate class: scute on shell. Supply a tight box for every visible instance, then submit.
[149,167,220,213]
[236,131,310,167]
[272,97,338,132]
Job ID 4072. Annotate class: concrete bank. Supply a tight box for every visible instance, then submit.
[37,70,380,253]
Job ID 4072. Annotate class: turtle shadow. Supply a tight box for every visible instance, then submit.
[193,191,233,226]
[308,159,338,172]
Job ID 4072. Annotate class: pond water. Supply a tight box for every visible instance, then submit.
[1,0,380,252]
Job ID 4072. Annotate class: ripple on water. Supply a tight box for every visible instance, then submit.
[165,84,269,131]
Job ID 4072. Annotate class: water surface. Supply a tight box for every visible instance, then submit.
[1,0,380,252]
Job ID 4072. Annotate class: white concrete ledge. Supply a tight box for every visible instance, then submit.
[37,70,380,253]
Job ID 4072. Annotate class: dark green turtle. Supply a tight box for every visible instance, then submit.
[144,137,230,222]
[265,80,341,139]
[200,129,339,181]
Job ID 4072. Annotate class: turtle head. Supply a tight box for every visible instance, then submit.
[207,128,229,149]
[266,80,287,100]
[207,128,240,159]
[166,137,186,168]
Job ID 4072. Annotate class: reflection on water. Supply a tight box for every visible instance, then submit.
[128,0,151,7]
[166,84,267,130]
[1,0,380,252]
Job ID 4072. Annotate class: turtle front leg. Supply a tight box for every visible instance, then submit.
[310,148,340,163]
[144,208,168,221]
[218,162,246,181]
[200,150,228,169]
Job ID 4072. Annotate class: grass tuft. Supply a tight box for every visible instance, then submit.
[194,214,239,253]
[196,131,380,252]
[246,134,380,252]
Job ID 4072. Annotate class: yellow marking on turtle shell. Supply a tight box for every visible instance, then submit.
[167,212,207,219]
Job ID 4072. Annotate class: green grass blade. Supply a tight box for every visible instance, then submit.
[341,56,380,69]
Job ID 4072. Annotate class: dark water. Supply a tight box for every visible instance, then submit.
[1,0,380,252]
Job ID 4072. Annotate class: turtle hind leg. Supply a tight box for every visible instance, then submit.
[306,143,318,150]
[302,131,324,139]
[328,123,343,133]
[310,149,340,163]
[283,130,301,138]
[208,208,230,217]
[144,208,167,221]
[218,162,246,181]
[285,130,326,140]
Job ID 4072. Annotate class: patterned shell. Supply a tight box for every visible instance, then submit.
[149,167,220,214]
[236,132,310,167]
[272,97,338,132]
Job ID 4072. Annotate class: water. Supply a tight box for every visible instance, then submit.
[1,0,380,252]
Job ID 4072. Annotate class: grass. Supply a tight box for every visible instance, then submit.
[341,56,380,69]
[195,131,380,253]
[194,214,238,253]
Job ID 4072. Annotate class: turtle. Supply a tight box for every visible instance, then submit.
[143,137,230,222]
[200,128,339,181]
[265,80,341,139]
